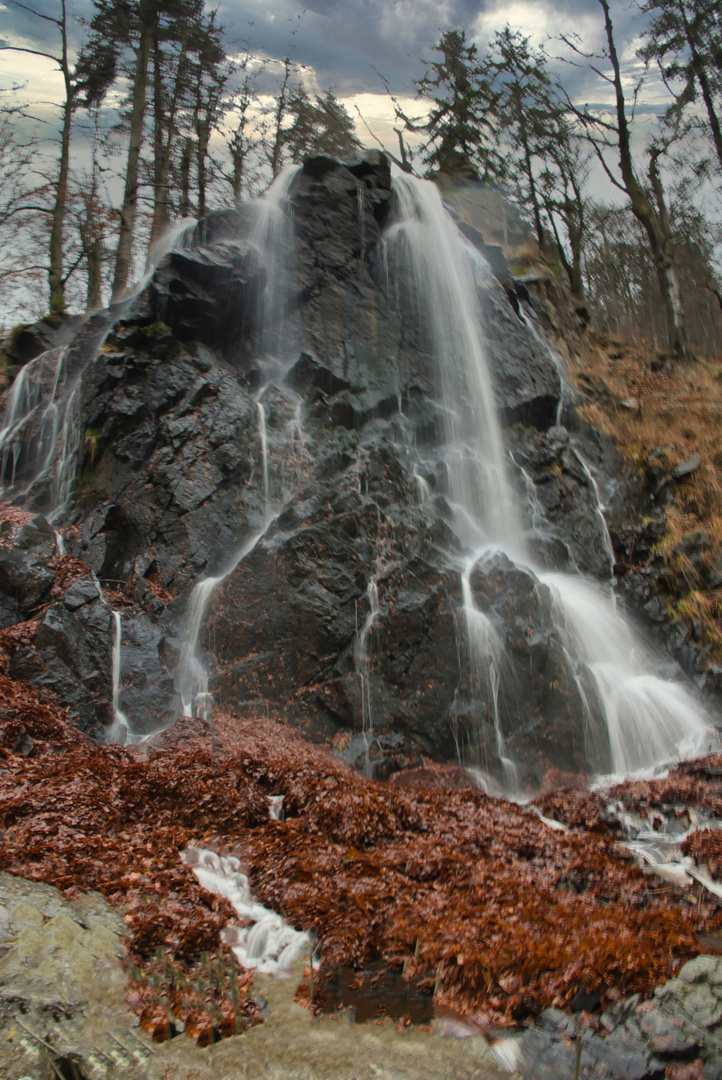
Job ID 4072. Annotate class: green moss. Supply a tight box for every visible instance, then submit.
[139,321,172,340]
[7,322,30,348]
[83,427,103,466]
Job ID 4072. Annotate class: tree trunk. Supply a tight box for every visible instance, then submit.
[599,0,693,360]
[230,135,244,203]
[48,0,72,313]
[269,59,291,178]
[679,1,722,171]
[196,114,209,218]
[112,16,153,301]
[86,236,103,311]
[150,30,189,245]
[518,111,544,247]
[179,138,192,217]
[694,65,722,172]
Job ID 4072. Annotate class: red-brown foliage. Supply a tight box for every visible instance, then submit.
[0,675,720,1038]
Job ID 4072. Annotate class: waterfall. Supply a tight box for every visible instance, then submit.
[176,515,279,718]
[386,176,522,554]
[0,346,81,514]
[174,166,302,720]
[106,610,132,745]
[387,173,716,786]
[355,576,381,740]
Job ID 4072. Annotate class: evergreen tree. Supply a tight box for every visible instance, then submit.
[415,29,504,182]
[283,89,360,163]
[640,0,722,173]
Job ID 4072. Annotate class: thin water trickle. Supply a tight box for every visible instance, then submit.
[412,466,432,505]
[256,398,270,509]
[461,558,519,788]
[177,515,279,719]
[573,449,616,581]
[106,610,132,745]
[355,577,381,746]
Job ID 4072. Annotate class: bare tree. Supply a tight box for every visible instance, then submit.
[0,0,84,312]
[562,0,694,361]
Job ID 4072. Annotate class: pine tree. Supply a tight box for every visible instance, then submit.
[640,0,722,172]
[415,29,504,182]
[283,89,361,163]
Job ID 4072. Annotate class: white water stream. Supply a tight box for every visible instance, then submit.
[572,448,617,580]
[182,847,310,973]
[106,610,132,744]
[387,173,716,785]
[355,577,381,739]
[174,166,302,721]
[177,514,279,718]
[0,346,81,518]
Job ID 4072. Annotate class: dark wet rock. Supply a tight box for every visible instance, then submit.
[115,612,179,734]
[503,954,722,1080]
[0,513,57,627]
[509,426,614,580]
[345,148,392,193]
[7,576,113,735]
[13,723,34,756]
[481,287,561,428]
[1,313,84,375]
[151,241,266,351]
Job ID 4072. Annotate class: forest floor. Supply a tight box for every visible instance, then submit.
[568,335,722,664]
[1,673,722,1063]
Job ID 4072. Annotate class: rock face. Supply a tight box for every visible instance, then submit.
[0,152,702,786]
[0,873,509,1080]
[502,953,722,1080]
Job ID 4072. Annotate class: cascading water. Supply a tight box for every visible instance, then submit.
[386,173,716,788]
[174,166,303,719]
[355,577,381,739]
[387,177,522,554]
[0,346,80,517]
[541,573,711,778]
[107,610,132,745]
[572,448,616,582]
[176,517,279,718]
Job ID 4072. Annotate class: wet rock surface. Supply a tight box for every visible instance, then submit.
[0,152,709,782]
[0,874,509,1080]
[504,954,722,1080]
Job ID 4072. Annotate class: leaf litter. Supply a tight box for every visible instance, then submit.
[0,672,721,1043]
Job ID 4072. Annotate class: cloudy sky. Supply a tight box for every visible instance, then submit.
[0,0,655,124]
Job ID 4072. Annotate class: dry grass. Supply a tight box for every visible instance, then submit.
[570,336,722,659]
